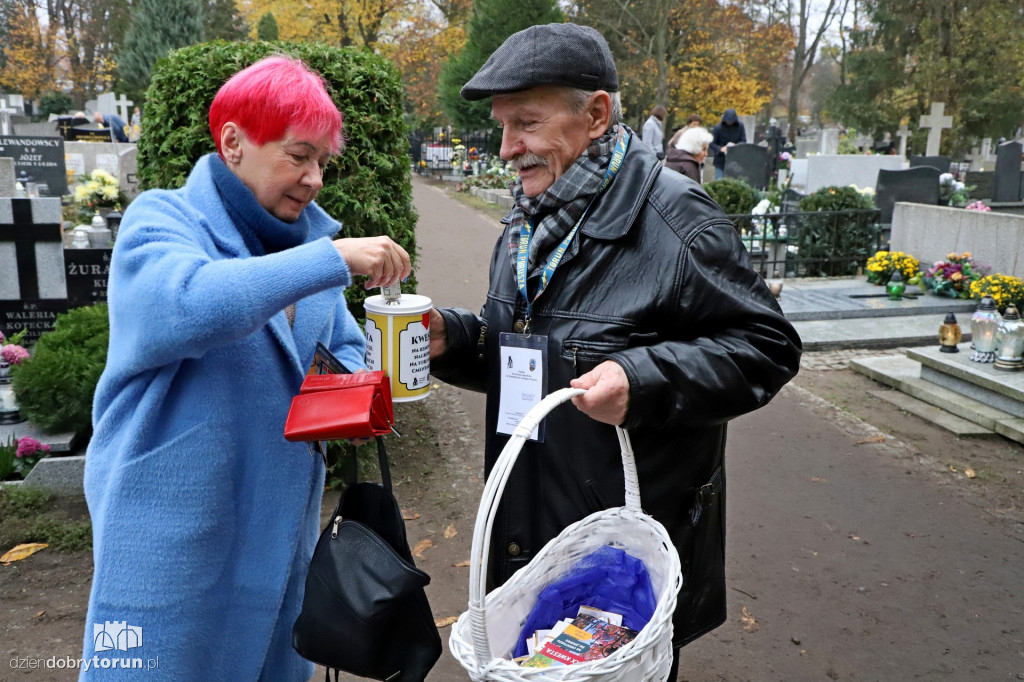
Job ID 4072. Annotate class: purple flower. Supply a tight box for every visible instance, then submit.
[15,437,49,459]
[780,152,792,162]
[0,344,29,365]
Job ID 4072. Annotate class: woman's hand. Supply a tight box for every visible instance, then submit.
[333,236,412,289]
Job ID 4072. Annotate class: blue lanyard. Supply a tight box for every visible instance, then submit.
[515,134,629,325]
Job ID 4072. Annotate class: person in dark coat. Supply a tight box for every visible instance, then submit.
[665,126,713,183]
[428,23,801,679]
[709,108,747,180]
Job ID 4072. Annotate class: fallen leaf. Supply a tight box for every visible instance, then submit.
[432,384,440,390]
[949,464,958,472]
[849,534,861,542]
[811,477,825,483]
[411,539,433,559]
[740,606,759,632]
[402,510,421,521]
[443,523,458,539]
[0,543,48,563]
[434,615,459,628]
[855,435,885,445]
[965,467,976,479]
[33,610,45,619]
[452,560,471,568]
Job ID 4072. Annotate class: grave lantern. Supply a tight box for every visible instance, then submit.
[886,271,905,301]
[970,296,1001,363]
[938,312,961,353]
[0,372,21,424]
[994,304,1024,371]
[105,209,123,241]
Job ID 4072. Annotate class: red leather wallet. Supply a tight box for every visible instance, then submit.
[284,371,393,442]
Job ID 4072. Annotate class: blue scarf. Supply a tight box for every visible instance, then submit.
[208,153,309,256]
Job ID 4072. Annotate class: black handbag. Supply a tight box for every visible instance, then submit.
[293,437,442,681]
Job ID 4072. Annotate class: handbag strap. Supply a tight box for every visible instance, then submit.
[345,436,392,492]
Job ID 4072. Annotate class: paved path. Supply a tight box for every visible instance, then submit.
[404,176,1024,681]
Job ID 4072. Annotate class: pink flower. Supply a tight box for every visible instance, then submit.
[15,437,49,459]
[0,344,29,365]
[0,330,4,343]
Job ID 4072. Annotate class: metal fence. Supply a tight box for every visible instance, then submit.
[409,130,496,172]
[725,209,883,278]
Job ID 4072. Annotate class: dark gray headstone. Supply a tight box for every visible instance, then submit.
[724,143,770,190]
[0,135,68,196]
[992,141,1023,202]
[64,248,111,307]
[909,155,952,173]
[875,166,941,224]
[964,171,995,202]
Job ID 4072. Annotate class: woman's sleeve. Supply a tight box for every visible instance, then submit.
[110,192,351,372]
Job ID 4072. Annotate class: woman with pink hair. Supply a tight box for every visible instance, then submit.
[80,55,410,680]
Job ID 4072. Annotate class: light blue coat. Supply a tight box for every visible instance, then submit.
[81,155,365,680]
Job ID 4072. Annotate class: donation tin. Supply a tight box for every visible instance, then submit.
[364,293,432,402]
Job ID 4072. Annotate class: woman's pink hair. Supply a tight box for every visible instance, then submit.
[209,55,343,155]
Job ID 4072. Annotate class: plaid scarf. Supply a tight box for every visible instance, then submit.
[507,125,627,281]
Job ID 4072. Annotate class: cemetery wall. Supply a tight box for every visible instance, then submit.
[891,202,1024,278]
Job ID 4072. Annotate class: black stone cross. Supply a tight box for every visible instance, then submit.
[1,198,63,301]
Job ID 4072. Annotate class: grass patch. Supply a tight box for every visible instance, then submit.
[0,486,92,552]
[440,186,509,222]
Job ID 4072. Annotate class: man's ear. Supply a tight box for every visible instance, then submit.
[587,91,612,140]
[220,122,244,164]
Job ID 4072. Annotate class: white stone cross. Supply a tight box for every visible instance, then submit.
[114,94,133,122]
[0,97,17,136]
[918,102,953,156]
[896,123,909,158]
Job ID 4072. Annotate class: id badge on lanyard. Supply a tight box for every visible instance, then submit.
[496,332,548,442]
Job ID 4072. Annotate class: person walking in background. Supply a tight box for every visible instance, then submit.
[641,104,667,158]
[665,114,704,158]
[710,108,746,180]
[79,56,411,681]
[92,110,130,143]
[665,126,713,183]
[129,106,142,141]
[429,22,800,680]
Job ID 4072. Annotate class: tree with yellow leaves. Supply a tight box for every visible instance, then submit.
[0,1,59,100]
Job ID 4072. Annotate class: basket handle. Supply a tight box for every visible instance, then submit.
[466,387,643,667]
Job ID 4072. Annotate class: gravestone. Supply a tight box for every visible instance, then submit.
[95,92,116,117]
[6,95,25,115]
[118,146,139,201]
[964,171,994,202]
[0,198,70,342]
[64,248,111,307]
[788,158,809,190]
[0,157,14,197]
[918,102,953,156]
[896,124,909,159]
[12,120,60,137]
[804,155,905,193]
[875,166,941,224]
[0,135,68,196]
[738,115,756,143]
[113,94,133,122]
[724,143,769,189]
[795,137,817,159]
[819,129,840,155]
[909,155,952,173]
[992,141,1023,202]
[0,98,16,136]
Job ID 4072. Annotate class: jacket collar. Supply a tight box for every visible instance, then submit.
[578,130,662,241]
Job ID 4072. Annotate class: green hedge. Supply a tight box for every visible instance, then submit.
[12,304,109,435]
[704,178,761,217]
[138,40,417,316]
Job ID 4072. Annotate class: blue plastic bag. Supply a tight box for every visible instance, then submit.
[513,545,657,658]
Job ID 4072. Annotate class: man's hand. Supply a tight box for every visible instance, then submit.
[569,360,630,425]
[333,236,412,290]
[428,308,448,359]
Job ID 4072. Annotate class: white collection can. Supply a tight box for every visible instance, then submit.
[364,294,432,402]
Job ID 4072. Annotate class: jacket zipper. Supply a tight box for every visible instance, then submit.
[331,515,343,538]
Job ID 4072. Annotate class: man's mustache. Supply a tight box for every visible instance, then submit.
[508,153,548,171]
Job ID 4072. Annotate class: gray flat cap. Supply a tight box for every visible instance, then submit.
[461,23,618,101]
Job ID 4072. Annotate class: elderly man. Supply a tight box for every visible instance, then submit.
[93,110,129,142]
[429,22,800,677]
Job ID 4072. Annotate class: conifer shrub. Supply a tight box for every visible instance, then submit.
[137,40,417,316]
[12,304,109,435]
[704,178,761,216]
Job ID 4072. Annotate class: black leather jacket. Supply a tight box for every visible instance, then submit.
[433,133,801,647]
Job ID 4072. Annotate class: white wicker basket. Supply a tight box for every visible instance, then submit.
[450,388,683,682]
